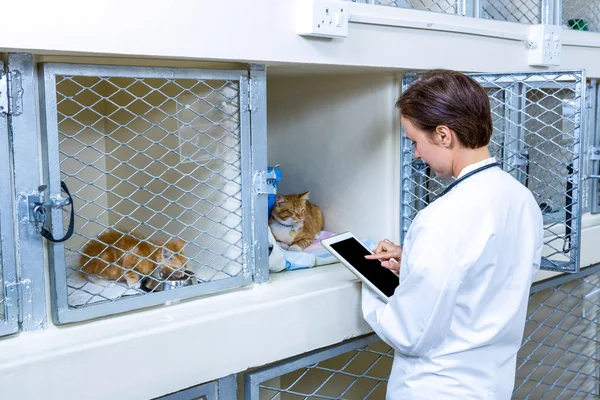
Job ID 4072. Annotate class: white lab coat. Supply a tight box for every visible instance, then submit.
[362,157,543,400]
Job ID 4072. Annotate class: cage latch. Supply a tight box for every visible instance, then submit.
[19,181,75,243]
[254,170,278,195]
[511,151,529,166]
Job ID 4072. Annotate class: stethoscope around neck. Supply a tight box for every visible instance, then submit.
[428,162,501,204]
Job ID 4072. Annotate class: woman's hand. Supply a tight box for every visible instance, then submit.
[365,239,402,274]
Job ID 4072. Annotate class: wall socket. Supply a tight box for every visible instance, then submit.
[297,0,349,39]
[528,24,562,67]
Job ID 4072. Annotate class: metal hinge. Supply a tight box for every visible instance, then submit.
[584,147,600,180]
[4,279,32,323]
[0,67,23,116]
[248,64,265,113]
[248,77,253,112]
[253,170,278,195]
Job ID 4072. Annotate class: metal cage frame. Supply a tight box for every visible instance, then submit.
[0,60,19,337]
[38,63,268,324]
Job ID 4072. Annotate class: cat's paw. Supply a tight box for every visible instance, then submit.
[278,242,290,250]
[123,272,141,287]
[288,245,303,252]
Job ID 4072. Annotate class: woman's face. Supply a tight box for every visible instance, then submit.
[401,116,454,179]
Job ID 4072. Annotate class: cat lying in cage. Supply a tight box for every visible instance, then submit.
[269,192,324,252]
[79,230,187,287]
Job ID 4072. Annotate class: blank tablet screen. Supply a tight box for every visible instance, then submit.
[329,237,399,298]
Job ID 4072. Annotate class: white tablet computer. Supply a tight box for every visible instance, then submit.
[321,232,399,303]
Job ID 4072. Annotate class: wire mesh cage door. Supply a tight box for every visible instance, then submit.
[514,269,600,399]
[562,0,600,32]
[400,70,585,273]
[244,335,393,400]
[374,0,466,15]
[39,63,264,324]
[0,61,19,337]
[480,0,544,24]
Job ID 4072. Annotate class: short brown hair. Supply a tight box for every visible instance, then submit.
[396,69,493,149]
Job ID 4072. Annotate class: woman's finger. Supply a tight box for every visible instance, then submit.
[382,260,400,274]
[365,253,392,260]
[373,241,388,254]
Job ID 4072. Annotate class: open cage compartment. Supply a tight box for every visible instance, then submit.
[400,70,585,273]
[39,63,269,324]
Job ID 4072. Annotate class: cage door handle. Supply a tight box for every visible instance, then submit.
[39,181,75,243]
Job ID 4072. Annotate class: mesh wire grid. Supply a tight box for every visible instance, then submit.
[513,273,600,399]
[344,0,461,15]
[256,340,393,400]
[248,274,600,399]
[562,0,600,32]
[401,71,583,272]
[376,0,460,14]
[480,0,543,24]
[53,73,245,308]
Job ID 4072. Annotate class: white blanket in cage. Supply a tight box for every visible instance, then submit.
[67,269,141,307]
[267,227,375,272]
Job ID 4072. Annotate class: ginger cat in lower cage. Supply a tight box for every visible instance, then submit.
[79,230,187,286]
[269,191,324,252]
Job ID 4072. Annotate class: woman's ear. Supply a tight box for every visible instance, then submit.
[436,125,453,148]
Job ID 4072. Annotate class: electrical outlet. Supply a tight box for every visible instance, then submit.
[297,0,349,39]
[528,24,562,67]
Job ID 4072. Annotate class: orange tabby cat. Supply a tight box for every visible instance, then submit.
[269,191,324,251]
[79,230,187,286]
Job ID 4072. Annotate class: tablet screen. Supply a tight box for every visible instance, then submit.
[329,237,399,298]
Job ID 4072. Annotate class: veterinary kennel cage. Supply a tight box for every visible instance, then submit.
[400,70,586,273]
[6,60,272,325]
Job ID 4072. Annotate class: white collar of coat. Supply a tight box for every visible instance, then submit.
[456,157,497,179]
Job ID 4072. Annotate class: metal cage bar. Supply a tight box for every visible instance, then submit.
[592,81,600,215]
[582,80,597,215]
[38,63,263,324]
[0,60,19,337]
[400,70,585,273]
[9,53,48,331]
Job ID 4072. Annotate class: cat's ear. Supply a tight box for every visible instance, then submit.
[168,238,185,251]
[275,195,285,205]
[299,191,310,200]
[162,248,173,261]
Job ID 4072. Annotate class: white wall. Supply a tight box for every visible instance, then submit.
[267,72,401,243]
[3,1,600,77]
